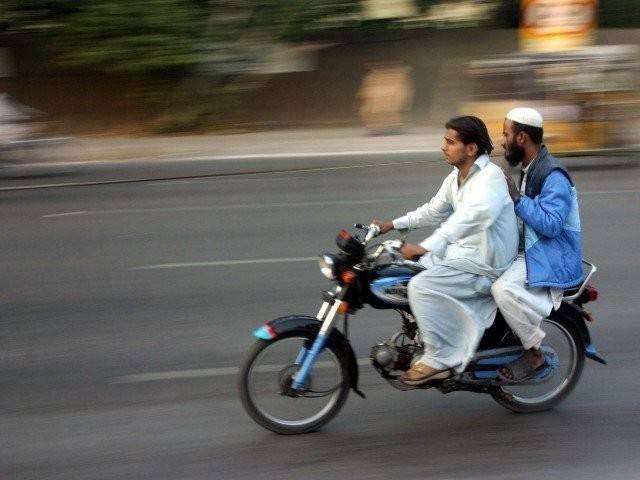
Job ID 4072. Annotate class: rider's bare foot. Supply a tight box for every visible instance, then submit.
[524,348,546,368]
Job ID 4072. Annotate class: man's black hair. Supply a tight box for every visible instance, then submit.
[445,116,493,156]
[512,120,544,144]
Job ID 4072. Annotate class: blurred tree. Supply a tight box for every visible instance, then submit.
[599,0,640,27]
[1,0,362,74]
[493,0,519,29]
[4,0,640,74]
[0,0,362,130]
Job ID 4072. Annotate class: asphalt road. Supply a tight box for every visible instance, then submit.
[1,156,639,479]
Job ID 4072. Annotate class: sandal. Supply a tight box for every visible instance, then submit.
[400,363,452,386]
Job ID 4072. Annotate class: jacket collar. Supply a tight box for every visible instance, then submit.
[526,145,548,172]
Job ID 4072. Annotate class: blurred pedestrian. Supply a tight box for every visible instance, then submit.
[356,61,414,135]
[492,107,583,383]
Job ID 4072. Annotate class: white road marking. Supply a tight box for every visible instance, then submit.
[131,257,318,270]
[41,197,409,219]
[41,189,640,219]
[41,211,88,218]
[580,189,640,195]
[168,149,433,162]
[112,358,372,383]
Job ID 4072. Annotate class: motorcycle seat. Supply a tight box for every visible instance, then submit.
[563,286,580,297]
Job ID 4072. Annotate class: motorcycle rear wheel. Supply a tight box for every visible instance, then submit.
[239,330,351,434]
[491,315,585,413]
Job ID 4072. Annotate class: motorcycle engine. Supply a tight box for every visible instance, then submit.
[370,343,397,368]
[370,341,415,373]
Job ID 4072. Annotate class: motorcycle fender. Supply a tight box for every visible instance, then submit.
[554,305,607,365]
[253,315,365,398]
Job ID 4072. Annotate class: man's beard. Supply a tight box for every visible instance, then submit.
[505,144,525,167]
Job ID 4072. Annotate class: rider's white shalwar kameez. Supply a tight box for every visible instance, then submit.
[393,155,518,372]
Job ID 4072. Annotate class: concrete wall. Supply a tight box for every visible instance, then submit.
[6,29,640,134]
[251,28,640,129]
[249,29,520,128]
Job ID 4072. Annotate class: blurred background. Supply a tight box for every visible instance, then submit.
[2,3,640,480]
[1,0,639,154]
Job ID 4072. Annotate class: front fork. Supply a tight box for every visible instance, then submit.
[291,287,345,391]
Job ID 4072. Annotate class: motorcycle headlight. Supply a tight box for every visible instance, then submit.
[318,254,338,280]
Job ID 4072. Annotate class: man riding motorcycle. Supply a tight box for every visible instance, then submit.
[372,116,518,385]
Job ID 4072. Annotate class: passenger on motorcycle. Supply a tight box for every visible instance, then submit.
[373,116,518,385]
[491,108,583,383]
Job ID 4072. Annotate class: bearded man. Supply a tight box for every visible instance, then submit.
[491,107,583,383]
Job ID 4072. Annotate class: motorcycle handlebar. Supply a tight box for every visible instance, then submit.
[354,223,424,271]
[364,224,380,243]
[354,223,380,244]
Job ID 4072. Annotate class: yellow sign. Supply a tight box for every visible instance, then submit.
[520,0,598,52]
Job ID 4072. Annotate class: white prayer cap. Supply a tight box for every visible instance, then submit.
[506,107,543,128]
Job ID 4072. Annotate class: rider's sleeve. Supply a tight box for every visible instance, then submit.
[419,167,506,256]
[392,173,454,231]
[514,170,572,238]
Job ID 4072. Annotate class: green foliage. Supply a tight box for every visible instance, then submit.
[6,0,640,75]
[2,0,362,74]
[58,0,210,73]
[599,0,640,28]
[3,0,210,73]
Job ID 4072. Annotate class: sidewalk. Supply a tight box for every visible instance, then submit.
[0,127,450,189]
[24,127,445,165]
[4,127,628,189]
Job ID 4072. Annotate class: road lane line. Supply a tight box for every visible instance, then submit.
[41,190,640,219]
[580,189,640,195]
[41,197,405,218]
[112,358,371,383]
[41,211,88,218]
[132,257,318,270]
[175,149,433,161]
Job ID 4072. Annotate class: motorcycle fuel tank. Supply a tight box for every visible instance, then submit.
[370,275,412,306]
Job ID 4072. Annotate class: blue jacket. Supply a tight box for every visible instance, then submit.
[515,147,583,288]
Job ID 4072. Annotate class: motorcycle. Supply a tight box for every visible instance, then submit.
[239,224,605,435]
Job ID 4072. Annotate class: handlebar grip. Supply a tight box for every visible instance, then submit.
[364,224,380,242]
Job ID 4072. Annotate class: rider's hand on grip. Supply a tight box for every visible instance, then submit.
[364,224,380,243]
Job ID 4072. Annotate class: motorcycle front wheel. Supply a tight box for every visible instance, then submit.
[238,330,351,434]
[491,315,585,413]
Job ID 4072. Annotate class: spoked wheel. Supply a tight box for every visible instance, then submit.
[239,331,351,434]
[492,316,585,413]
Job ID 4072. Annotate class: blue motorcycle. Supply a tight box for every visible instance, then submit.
[239,225,605,434]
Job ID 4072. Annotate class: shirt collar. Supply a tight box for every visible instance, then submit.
[453,154,489,188]
[474,153,490,170]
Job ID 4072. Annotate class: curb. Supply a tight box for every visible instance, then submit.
[0,149,444,191]
[1,146,637,191]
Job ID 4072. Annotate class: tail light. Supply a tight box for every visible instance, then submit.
[574,284,598,305]
[585,285,599,302]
